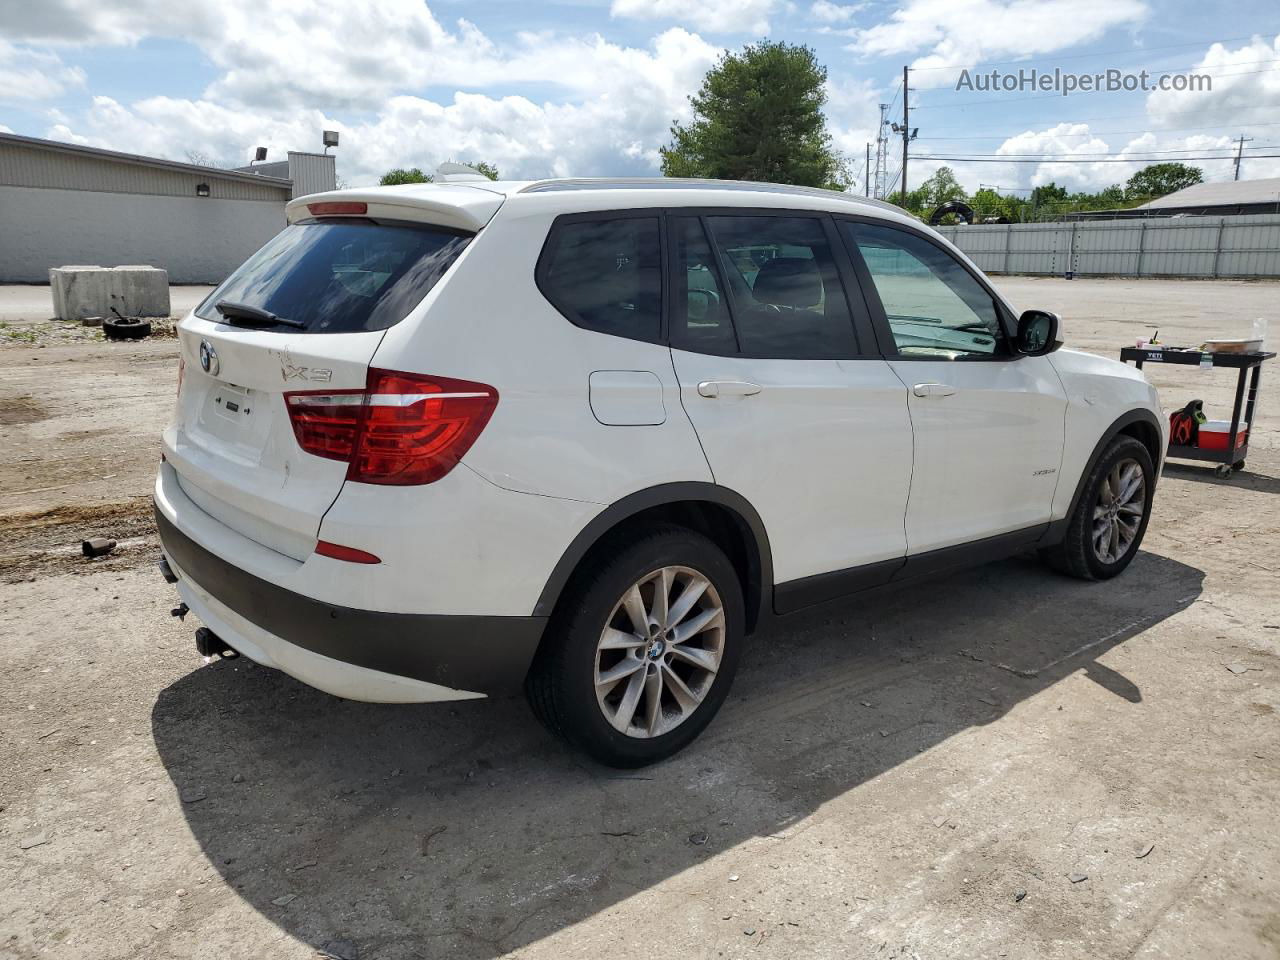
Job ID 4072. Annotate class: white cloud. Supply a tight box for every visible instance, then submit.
[916,121,1278,198]
[2,0,718,110]
[611,0,777,36]
[1146,34,1280,135]
[42,28,723,185]
[0,40,85,100]
[810,1,864,24]
[851,0,1148,88]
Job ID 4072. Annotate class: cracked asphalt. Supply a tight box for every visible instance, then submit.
[2,277,1279,959]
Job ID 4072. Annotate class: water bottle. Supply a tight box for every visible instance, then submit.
[1252,317,1269,353]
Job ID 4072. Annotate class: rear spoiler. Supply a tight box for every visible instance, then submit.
[286,183,506,233]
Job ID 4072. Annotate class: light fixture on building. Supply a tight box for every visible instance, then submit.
[322,130,339,154]
[252,146,267,163]
[195,183,210,197]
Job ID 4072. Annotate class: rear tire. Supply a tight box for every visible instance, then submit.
[1040,435,1154,581]
[525,524,744,767]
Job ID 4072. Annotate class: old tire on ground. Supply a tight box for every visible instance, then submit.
[1041,435,1154,581]
[103,316,151,340]
[525,524,744,767]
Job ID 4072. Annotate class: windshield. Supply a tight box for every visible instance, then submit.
[196,219,471,333]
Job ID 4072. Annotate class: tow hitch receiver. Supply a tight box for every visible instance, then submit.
[195,626,239,660]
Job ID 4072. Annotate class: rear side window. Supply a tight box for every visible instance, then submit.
[195,220,470,333]
[538,216,662,343]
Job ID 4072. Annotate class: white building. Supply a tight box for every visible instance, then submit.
[0,133,336,283]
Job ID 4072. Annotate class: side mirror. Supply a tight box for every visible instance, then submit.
[1016,310,1062,356]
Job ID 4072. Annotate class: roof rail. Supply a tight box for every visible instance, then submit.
[519,177,902,211]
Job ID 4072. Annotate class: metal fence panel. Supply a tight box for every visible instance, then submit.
[933,213,1280,279]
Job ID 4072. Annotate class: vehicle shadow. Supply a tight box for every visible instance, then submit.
[151,549,1203,959]
[1162,462,1280,495]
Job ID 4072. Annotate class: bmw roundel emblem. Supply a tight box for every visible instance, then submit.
[199,339,219,377]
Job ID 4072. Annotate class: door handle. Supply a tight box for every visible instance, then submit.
[698,380,762,399]
[912,382,956,398]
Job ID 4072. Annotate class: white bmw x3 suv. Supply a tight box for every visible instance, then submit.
[156,177,1165,766]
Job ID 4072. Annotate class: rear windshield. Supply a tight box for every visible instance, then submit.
[195,219,471,333]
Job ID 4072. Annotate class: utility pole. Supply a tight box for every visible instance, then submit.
[890,66,918,208]
[865,142,871,197]
[901,65,910,206]
[1234,135,1254,180]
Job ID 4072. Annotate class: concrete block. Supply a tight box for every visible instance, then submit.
[109,265,170,318]
[49,266,110,321]
[48,264,171,320]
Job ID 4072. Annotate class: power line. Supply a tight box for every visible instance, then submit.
[912,65,1280,111]
[905,33,1279,72]
[918,119,1280,139]
[913,54,1280,79]
[912,144,1279,159]
[914,153,1280,163]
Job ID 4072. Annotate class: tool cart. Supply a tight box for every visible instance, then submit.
[1120,346,1274,478]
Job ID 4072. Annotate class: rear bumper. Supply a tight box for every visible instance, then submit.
[155,506,547,701]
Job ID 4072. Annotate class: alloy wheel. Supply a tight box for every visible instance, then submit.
[1092,457,1146,564]
[594,566,725,739]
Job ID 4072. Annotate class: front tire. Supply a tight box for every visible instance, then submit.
[525,525,744,767]
[1041,435,1154,580]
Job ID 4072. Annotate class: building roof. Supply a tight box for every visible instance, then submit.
[0,131,291,190]
[1140,177,1280,209]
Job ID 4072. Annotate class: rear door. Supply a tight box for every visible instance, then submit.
[838,218,1067,554]
[166,210,476,560]
[667,212,913,605]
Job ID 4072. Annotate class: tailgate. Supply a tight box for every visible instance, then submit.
[163,208,481,560]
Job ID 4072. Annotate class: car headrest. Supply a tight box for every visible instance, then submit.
[751,257,822,308]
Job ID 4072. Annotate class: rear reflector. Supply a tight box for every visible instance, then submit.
[307,201,368,216]
[314,540,382,564]
[284,368,498,485]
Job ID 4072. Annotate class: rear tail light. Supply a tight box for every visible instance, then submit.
[284,368,498,485]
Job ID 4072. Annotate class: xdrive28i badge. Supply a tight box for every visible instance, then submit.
[199,339,219,377]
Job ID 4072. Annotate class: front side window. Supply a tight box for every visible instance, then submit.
[704,216,858,359]
[841,221,1006,358]
[196,220,470,334]
[539,216,662,342]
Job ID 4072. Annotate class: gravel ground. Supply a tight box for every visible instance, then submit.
[2,276,1278,960]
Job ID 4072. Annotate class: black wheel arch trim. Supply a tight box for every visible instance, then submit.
[532,482,774,632]
[1043,407,1162,545]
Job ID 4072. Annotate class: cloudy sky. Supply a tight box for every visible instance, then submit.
[0,0,1277,196]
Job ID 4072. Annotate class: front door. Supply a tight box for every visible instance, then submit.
[839,219,1067,555]
[667,212,914,600]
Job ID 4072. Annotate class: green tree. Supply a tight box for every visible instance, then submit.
[908,166,967,216]
[1030,182,1069,210]
[380,167,431,186]
[379,161,498,186]
[1124,162,1203,200]
[465,160,499,180]
[970,187,1015,221]
[660,41,848,190]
